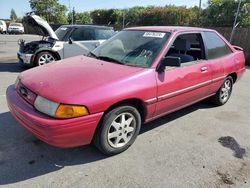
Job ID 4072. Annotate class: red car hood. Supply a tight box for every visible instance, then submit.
[20,55,144,104]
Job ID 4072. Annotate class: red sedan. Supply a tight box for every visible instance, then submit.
[6,27,245,155]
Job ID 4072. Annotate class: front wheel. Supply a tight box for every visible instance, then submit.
[94,105,141,155]
[35,51,57,66]
[211,76,233,106]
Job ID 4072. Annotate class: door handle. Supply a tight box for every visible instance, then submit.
[201,67,208,72]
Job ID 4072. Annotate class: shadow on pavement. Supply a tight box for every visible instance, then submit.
[0,100,216,185]
[0,60,27,73]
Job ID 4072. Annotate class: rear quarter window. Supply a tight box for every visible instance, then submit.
[203,31,232,59]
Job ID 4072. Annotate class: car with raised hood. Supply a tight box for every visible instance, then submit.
[18,14,114,67]
[7,26,245,155]
[0,20,7,34]
[8,22,24,34]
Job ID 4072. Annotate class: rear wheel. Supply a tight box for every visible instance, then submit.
[35,51,56,66]
[94,105,141,155]
[211,76,233,106]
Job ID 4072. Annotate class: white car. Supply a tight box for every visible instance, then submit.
[8,23,24,34]
[0,20,7,34]
[18,15,115,67]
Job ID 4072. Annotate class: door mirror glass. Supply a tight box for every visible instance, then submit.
[69,37,73,44]
[157,56,181,72]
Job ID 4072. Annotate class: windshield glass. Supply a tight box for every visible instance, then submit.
[10,23,22,27]
[55,26,70,41]
[95,29,115,40]
[92,30,170,68]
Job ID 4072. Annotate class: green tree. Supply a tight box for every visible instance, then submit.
[29,0,67,24]
[10,8,17,21]
[91,9,119,25]
[71,12,92,24]
[201,0,250,27]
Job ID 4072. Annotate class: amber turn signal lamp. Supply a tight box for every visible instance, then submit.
[55,104,89,119]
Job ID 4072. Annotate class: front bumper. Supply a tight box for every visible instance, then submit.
[6,85,103,148]
[17,52,33,65]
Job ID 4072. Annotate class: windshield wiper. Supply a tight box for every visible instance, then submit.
[87,52,98,58]
[97,56,125,65]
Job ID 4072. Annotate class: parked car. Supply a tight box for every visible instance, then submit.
[0,20,7,34]
[18,15,115,67]
[7,26,245,155]
[8,23,24,34]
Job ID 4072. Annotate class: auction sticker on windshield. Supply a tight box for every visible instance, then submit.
[143,32,166,38]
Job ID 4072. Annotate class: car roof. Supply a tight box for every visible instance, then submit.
[61,25,113,30]
[125,26,215,33]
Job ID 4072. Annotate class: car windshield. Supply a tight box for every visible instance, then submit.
[91,30,170,68]
[10,23,22,27]
[55,26,70,41]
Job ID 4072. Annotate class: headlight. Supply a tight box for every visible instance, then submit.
[34,96,59,117]
[34,95,89,119]
[14,76,20,88]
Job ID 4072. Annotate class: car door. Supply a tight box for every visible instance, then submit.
[63,27,98,58]
[155,32,212,117]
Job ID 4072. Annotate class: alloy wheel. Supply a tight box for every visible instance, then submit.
[107,112,136,148]
[38,53,55,66]
[220,79,232,103]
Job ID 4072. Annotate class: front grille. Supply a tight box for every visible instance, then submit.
[16,82,37,105]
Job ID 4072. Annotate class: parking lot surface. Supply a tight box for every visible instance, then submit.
[0,34,41,60]
[0,35,250,188]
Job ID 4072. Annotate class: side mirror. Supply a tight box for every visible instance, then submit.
[156,56,181,73]
[68,37,73,44]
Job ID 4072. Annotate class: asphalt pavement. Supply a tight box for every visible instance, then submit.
[0,34,250,188]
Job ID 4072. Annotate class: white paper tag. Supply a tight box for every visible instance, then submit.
[60,27,68,30]
[143,32,165,38]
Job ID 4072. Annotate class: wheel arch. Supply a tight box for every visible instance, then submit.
[34,49,61,61]
[103,98,147,123]
[227,72,237,83]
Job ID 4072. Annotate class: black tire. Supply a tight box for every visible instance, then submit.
[211,76,233,106]
[94,105,141,155]
[35,51,57,67]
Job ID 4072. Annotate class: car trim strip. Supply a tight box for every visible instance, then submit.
[145,75,226,104]
[158,80,212,101]
[145,97,157,105]
[212,75,226,83]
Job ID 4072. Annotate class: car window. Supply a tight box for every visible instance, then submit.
[70,28,95,41]
[55,26,70,41]
[92,30,170,68]
[165,33,205,65]
[0,21,2,25]
[203,31,232,59]
[10,23,22,27]
[95,29,114,40]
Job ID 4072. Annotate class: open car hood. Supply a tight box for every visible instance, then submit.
[23,15,58,40]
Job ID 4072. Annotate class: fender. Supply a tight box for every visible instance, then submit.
[32,47,62,66]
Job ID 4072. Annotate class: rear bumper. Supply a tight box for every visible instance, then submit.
[6,85,103,148]
[236,67,246,82]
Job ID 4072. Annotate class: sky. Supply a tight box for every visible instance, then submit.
[0,0,206,19]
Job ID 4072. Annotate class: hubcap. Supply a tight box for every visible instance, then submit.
[38,54,55,66]
[220,80,231,103]
[108,112,136,148]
